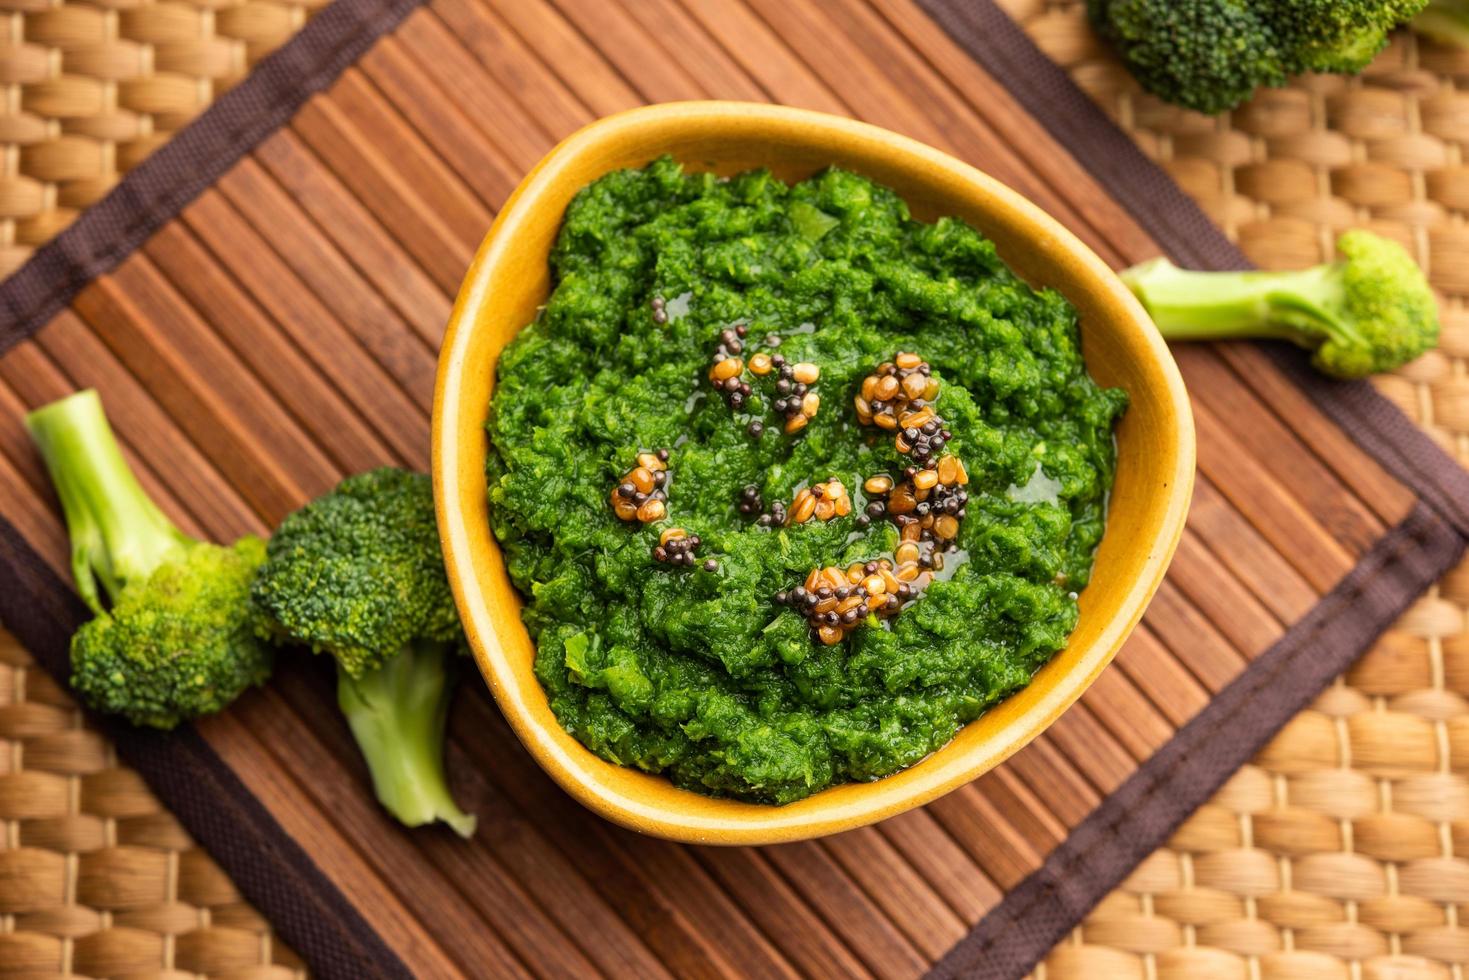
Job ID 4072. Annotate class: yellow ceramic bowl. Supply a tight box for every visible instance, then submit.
[434,102,1194,845]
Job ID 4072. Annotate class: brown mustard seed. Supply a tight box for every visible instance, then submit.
[762,356,820,434]
[770,351,971,643]
[899,407,933,430]
[629,467,656,493]
[776,558,905,644]
[864,474,893,495]
[858,350,942,440]
[786,480,850,526]
[789,489,817,524]
[612,450,672,523]
[653,528,704,567]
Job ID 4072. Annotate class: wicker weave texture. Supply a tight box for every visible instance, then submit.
[0,0,327,281]
[0,629,305,979]
[1010,3,1469,977]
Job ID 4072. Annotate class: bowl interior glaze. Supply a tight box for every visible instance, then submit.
[433,102,1194,845]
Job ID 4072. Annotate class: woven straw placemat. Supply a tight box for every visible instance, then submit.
[1008,3,1469,977]
[0,0,325,281]
[0,629,305,977]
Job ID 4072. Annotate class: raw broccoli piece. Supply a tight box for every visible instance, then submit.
[1277,1,1429,72]
[1416,0,1469,45]
[1085,0,1287,115]
[25,390,272,729]
[253,468,476,837]
[1120,230,1439,379]
[1088,0,1428,114]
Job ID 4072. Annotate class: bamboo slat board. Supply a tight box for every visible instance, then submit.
[1,0,1468,977]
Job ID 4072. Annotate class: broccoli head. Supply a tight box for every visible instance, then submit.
[1089,0,1428,114]
[252,467,459,677]
[254,468,475,837]
[1120,229,1439,380]
[1085,0,1287,115]
[1276,1,1428,71]
[26,390,273,729]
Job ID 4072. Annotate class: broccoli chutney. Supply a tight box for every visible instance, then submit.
[486,158,1127,804]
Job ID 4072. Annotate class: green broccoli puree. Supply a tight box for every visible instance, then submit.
[487,158,1126,805]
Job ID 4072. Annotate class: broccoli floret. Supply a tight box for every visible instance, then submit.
[1089,0,1427,114]
[1416,0,1469,46]
[1085,0,1287,115]
[25,390,272,729]
[1120,230,1439,379]
[253,468,475,837]
[1278,1,1428,72]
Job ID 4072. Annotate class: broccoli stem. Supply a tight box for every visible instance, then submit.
[337,639,477,838]
[25,390,191,612]
[1121,257,1355,347]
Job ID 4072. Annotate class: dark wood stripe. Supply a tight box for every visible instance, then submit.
[0,516,414,980]
[0,0,428,353]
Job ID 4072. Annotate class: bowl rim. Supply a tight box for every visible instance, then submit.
[434,101,1195,844]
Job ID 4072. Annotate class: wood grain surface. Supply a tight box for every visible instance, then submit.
[0,0,1438,976]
